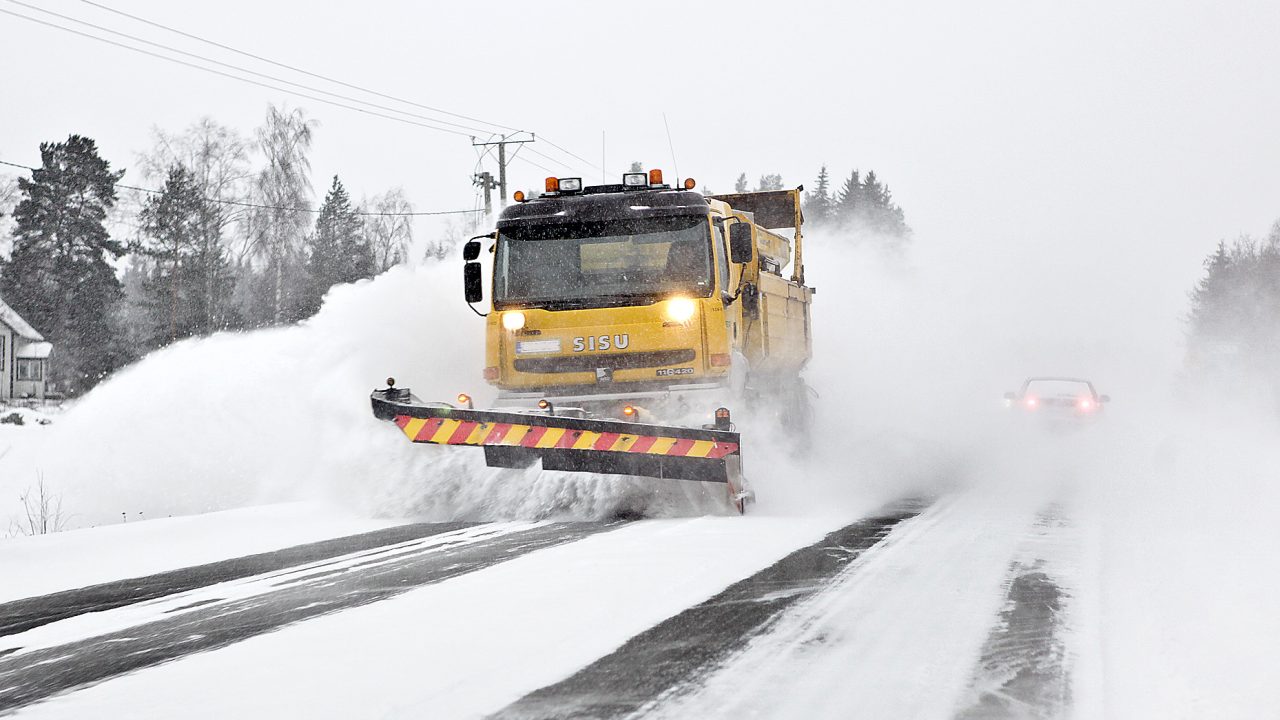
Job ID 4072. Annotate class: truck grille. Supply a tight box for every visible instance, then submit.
[513,349,696,374]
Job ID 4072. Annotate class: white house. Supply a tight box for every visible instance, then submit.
[0,297,53,402]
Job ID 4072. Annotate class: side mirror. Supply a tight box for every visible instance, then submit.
[1099,394,1111,403]
[1003,391,1016,400]
[462,240,481,262]
[463,262,483,303]
[729,223,754,264]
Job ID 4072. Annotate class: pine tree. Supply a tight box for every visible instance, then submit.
[866,173,910,238]
[803,166,834,225]
[1185,229,1280,397]
[1188,241,1237,345]
[136,165,202,345]
[300,176,372,317]
[134,165,236,346]
[628,161,644,173]
[734,173,748,193]
[136,118,250,333]
[835,170,862,225]
[757,174,783,191]
[0,135,127,393]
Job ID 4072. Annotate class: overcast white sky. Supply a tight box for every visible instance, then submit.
[2,0,1278,337]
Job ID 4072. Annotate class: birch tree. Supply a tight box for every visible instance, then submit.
[247,105,315,324]
[362,188,414,272]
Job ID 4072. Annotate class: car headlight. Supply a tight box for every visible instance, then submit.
[502,311,526,331]
[666,297,696,323]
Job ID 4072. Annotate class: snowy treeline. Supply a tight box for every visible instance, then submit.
[0,104,440,396]
[729,167,911,244]
[1184,219,1280,407]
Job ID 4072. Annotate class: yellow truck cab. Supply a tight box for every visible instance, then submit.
[465,170,813,427]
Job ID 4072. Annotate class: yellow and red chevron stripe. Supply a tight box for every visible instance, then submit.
[392,415,739,460]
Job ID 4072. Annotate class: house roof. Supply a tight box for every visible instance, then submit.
[0,297,44,341]
[16,341,52,359]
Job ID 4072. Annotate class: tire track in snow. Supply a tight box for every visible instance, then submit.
[490,502,927,720]
[640,492,1045,719]
[0,521,624,713]
[955,508,1077,719]
[0,521,477,638]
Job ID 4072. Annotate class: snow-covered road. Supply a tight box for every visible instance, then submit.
[4,439,1277,720]
[1,505,857,718]
[0,491,1086,720]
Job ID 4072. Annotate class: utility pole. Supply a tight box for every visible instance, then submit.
[472,171,498,215]
[471,132,534,207]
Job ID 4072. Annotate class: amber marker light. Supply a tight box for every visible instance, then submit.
[457,393,473,410]
[545,177,559,193]
[538,398,555,416]
[683,178,696,190]
[649,168,663,185]
[622,404,637,418]
[513,190,526,202]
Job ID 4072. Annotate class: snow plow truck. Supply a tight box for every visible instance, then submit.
[371,169,814,512]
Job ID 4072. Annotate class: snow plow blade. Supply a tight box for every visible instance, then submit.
[371,387,748,508]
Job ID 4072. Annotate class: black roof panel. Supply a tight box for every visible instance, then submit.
[497,189,710,229]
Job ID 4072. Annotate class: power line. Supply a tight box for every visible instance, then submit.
[523,145,577,172]
[539,136,610,174]
[6,0,496,137]
[76,0,524,136]
[2,2,612,190]
[0,7,475,137]
[0,159,481,217]
[77,1,607,173]
[512,154,558,176]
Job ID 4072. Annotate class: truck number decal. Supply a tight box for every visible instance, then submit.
[656,368,695,376]
[573,334,630,352]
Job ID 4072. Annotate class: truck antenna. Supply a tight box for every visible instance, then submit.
[662,113,680,186]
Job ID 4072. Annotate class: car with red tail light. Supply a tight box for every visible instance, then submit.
[1004,377,1109,417]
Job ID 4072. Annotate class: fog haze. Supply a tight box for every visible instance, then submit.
[4,1,1277,264]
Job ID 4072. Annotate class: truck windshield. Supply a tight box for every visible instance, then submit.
[494,215,712,309]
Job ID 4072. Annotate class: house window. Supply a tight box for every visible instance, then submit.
[16,359,41,381]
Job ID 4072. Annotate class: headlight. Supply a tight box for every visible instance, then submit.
[502,311,526,331]
[665,297,696,323]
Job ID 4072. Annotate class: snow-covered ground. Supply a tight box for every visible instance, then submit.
[1070,411,1280,719]
[0,502,397,603]
[12,513,851,720]
[0,520,535,657]
[648,491,1044,719]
